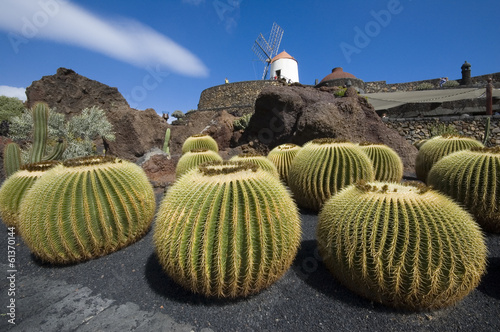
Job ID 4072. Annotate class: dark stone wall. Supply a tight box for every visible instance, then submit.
[197,80,281,117]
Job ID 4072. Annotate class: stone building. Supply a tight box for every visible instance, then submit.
[315,67,365,93]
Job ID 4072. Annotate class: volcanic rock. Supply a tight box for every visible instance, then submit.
[239,85,418,172]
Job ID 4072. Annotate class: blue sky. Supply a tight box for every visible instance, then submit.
[0,0,499,116]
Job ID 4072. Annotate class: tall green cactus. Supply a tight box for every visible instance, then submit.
[3,142,22,178]
[317,181,487,310]
[287,138,375,211]
[154,160,301,298]
[182,134,218,154]
[3,103,66,175]
[163,127,171,156]
[428,146,500,233]
[0,161,60,228]
[230,151,280,178]
[175,149,222,178]
[415,134,483,183]
[267,143,301,185]
[359,142,403,182]
[18,156,155,264]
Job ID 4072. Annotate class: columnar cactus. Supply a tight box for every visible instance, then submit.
[359,142,403,182]
[287,138,374,211]
[428,146,500,233]
[415,134,483,183]
[317,181,487,310]
[182,134,218,154]
[3,143,22,178]
[163,127,171,156]
[154,160,301,298]
[230,152,280,178]
[18,156,156,264]
[0,161,60,228]
[267,143,301,184]
[175,149,222,178]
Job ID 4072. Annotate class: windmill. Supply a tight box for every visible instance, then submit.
[252,22,284,80]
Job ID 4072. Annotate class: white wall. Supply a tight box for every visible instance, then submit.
[270,58,299,83]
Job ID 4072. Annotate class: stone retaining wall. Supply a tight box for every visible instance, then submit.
[197,80,281,116]
[383,115,500,146]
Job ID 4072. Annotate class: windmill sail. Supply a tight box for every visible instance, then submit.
[252,22,284,79]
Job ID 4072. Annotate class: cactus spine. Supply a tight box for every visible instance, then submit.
[0,161,60,228]
[415,134,483,183]
[154,160,301,298]
[359,143,403,182]
[317,181,487,310]
[428,146,500,233]
[182,134,218,154]
[230,152,280,178]
[267,143,301,184]
[18,156,156,264]
[3,143,22,178]
[287,138,375,211]
[175,149,222,178]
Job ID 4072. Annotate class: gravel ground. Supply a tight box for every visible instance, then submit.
[1,190,499,332]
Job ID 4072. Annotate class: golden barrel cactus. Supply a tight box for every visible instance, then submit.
[317,181,487,310]
[359,143,403,182]
[175,149,222,178]
[415,134,483,182]
[182,134,218,154]
[267,143,301,184]
[230,152,280,178]
[18,156,156,264]
[154,160,301,298]
[0,161,60,228]
[428,146,500,233]
[287,138,374,211]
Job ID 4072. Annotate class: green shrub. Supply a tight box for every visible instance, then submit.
[442,80,459,87]
[416,82,434,90]
[429,122,458,137]
[0,96,25,123]
[318,181,487,310]
[172,110,185,119]
[233,113,252,131]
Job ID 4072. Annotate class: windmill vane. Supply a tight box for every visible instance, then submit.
[252,22,284,80]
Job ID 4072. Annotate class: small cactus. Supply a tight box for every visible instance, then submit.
[3,142,22,178]
[182,134,218,154]
[267,143,301,184]
[415,134,483,183]
[287,138,374,211]
[317,181,487,310]
[0,161,60,228]
[18,156,156,264]
[230,152,280,178]
[175,149,222,178]
[428,146,500,233]
[163,127,171,156]
[359,142,403,182]
[154,160,301,298]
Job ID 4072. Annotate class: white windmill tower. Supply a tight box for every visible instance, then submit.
[252,23,299,83]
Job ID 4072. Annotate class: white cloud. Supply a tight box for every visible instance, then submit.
[0,0,209,77]
[0,86,27,101]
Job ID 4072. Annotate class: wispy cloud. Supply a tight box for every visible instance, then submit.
[0,86,26,101]
[0,0,209,77]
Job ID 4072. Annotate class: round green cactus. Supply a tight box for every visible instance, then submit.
[0,161,60,228]
[154,160,301,298]
[428,146,500,233]
[18,156,156,264]
[287,138,374,211]
[182,134,218,154]
[415,134,483,183]
[359,142,403,182]
[317,181,487,310]
[175,149,222,178]
[230,152,280,178]
[267,143,301,184]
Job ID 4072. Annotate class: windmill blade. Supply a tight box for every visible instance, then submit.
[252,34,272,63]
[267,22,284,58]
